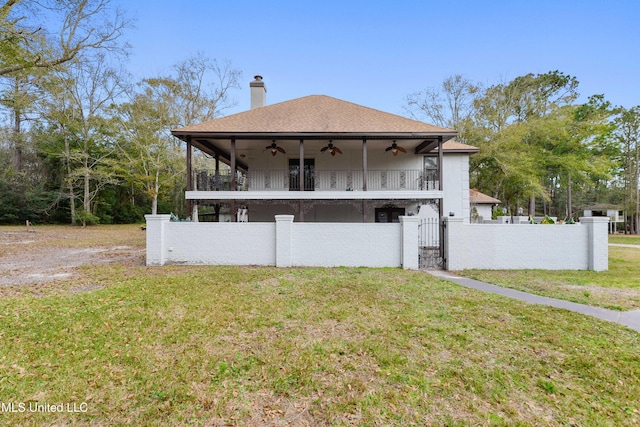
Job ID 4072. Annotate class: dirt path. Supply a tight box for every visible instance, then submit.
[0,225,145,290]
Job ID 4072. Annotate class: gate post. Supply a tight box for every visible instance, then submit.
[442,217,464,270]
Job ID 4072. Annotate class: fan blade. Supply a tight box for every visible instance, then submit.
[331,150,336,156]
[266,145,272,150]
[397,146,407,153]
[271,150,277,156]
[385,146,392,152]
[333,146,342,154]
[277,146,286,153]
[392,151,398,156]
[321,146,328,153]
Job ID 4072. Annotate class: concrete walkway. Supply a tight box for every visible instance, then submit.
[428,270,640,333]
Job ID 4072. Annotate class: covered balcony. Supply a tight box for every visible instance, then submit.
[195,169,440,192]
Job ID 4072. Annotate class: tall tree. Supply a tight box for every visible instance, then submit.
[114,85,181,215]
[614,106,640,233]
[466,71,583,215]
[0,0,129,76]
[40,55,128,225]
[113,54,241,216]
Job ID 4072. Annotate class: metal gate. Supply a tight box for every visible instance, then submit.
[418,218,445,269]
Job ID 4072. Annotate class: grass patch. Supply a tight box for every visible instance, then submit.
[459,246,640,310]
[0,265,639,425]
[610,235,640,245]
[1,225,640,425]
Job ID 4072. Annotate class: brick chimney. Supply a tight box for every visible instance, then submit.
[250,75,266,109]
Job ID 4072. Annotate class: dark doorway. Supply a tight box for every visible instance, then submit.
[375,207,405,223]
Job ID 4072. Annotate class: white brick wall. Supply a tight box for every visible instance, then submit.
[444,217,609,271]
[145,215,419,269]
[291,222,401,267]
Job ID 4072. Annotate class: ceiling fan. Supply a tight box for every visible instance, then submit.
[386,140,407,156]
[265,141,285,156]
[321,140,342,156]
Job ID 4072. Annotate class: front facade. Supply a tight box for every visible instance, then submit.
[172,77,477,227]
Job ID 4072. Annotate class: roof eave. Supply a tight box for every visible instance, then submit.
[436,148,480,154]
[171,130,458,141]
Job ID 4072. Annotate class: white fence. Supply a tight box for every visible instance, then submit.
[145,215,609,271]
[443,217,609,271]
[145,215,419,269]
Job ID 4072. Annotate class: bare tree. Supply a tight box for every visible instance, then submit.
[145,53,242,128]
[0,0,130,76]
[405,74,480,132]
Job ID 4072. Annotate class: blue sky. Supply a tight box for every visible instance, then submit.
[114,0,640,117]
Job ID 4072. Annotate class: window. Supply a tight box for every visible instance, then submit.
[289,159,314,191]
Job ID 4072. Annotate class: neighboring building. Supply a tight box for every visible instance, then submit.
[469,189,501,223]
[583,203,624,233]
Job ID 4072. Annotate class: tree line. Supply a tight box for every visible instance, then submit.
[406,73,640,233]
[1,1,639,233]
[0,0,240,225]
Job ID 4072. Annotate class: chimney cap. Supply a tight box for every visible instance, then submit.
[250,75,266,89]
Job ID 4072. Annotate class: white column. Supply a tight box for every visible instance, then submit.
[399,216,420,270]
[145,214,171,266]
[275,215,295,267]
[580,217,609,271]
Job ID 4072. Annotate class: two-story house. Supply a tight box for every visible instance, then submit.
[171,76,477,227]
[145,76,485,269]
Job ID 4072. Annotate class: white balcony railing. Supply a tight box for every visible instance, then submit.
[194,169,439,192]
[247,170,439,191]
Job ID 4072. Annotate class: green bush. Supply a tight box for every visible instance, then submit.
[74,210,100,226]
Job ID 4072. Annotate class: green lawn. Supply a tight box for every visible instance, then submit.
[609,234,640,245]
[458,246,640,311]
[1,264,639,426]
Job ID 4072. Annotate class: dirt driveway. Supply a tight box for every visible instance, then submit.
[0,224,145,292]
